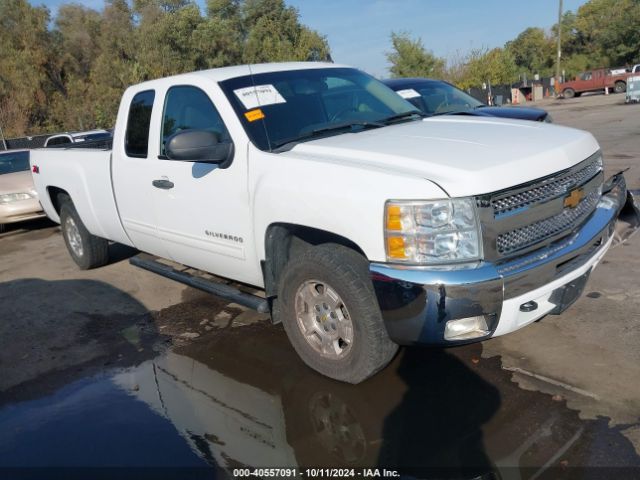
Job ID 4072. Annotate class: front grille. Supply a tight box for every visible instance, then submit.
[492,155,602,217]
[496,191,600,254]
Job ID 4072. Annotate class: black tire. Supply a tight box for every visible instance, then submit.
[59,200,109,270]
[563,88,575,98]
[0,223,5,234]
[614,81,626,94]
[277,243,398,384]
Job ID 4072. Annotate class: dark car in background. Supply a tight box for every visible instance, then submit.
[383,78,552,122]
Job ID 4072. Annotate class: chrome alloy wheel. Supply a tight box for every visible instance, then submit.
[65,216,84,257]
[294,280,354,359]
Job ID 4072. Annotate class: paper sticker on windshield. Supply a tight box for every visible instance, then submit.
[244,108,265,122]
[234,84,286,110]
[396,88,421,99]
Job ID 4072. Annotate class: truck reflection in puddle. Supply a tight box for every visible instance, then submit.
[106,321,636,478]
[113,353,298,469]
[2,322,637,477]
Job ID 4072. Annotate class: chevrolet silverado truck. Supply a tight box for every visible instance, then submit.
[30,62,638,383]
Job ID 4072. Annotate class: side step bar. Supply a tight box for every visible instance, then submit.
[130,254,270,313]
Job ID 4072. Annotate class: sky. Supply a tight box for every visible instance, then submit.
[31,0,588,78]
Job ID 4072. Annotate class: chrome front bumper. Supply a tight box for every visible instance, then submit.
[370,174,637,346]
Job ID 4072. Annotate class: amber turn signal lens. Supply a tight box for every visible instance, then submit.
[386,205,403,231]
[387,236,407,259]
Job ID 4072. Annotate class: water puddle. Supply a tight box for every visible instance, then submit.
[0,322,638,479]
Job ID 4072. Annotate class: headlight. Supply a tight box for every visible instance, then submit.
[595,153,604,171]
[385,198,482,264]
[0,192,34,204]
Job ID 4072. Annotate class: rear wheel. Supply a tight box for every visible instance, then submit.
[563,88,575,98]
[614,81,626,94]
[0,224,5,234]
[277,244,398,384]
[59,201,109,270]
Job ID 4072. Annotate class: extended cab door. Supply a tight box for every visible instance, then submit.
[112,88,171,259]
[148,82,258,285]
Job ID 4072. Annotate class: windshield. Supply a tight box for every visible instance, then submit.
[396,82,484,115]
[0,151,30,175]
[219,67,419,151]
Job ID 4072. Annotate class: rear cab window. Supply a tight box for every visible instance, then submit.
[125,90,155,158]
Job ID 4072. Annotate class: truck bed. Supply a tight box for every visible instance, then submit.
[30,147,132,246]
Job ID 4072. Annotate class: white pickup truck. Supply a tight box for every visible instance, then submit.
[31,62,636,383]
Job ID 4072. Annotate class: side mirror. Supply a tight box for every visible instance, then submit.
[164,129,233,165]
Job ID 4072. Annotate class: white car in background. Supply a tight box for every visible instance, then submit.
[44,129,112,147]
[0,150,45,233]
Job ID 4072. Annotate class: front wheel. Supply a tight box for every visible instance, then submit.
[563,88,575,98]
[614,81,626,94]
[60,201,109,270]
[277,244,398,384]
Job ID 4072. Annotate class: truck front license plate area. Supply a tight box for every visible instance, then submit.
[548,269,592,315]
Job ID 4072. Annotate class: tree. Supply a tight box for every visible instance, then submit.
[0,0,52,136]
[386,32,445,79]
[135,1,205,78]
[88,0,142,128]
[506,27,554,77]
[573,0,640,66]
[454,48,518,90]
[46,4,103,130]
[240,0,329,63]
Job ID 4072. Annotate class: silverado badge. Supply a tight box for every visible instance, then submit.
[564,187,584,209]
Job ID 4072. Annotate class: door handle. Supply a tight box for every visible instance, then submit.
[152,179,174,190]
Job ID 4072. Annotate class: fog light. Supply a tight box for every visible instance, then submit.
[444,316,490,341]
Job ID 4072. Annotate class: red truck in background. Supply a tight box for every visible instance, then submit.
[558,68,633,98]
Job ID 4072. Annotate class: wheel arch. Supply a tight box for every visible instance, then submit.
[262,223,367,302]
[46,186,72,216]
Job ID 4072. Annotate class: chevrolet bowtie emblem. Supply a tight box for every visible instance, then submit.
[564,188,584,209]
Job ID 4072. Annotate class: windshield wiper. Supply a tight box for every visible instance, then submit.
[271,121,384,151]
[380,110,426,124]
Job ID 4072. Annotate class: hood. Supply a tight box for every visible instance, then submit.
[470,106,548,121]
[283,116,599,198]
[0,171,37,195]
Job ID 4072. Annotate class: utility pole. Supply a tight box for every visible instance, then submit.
[555,0,563,94]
